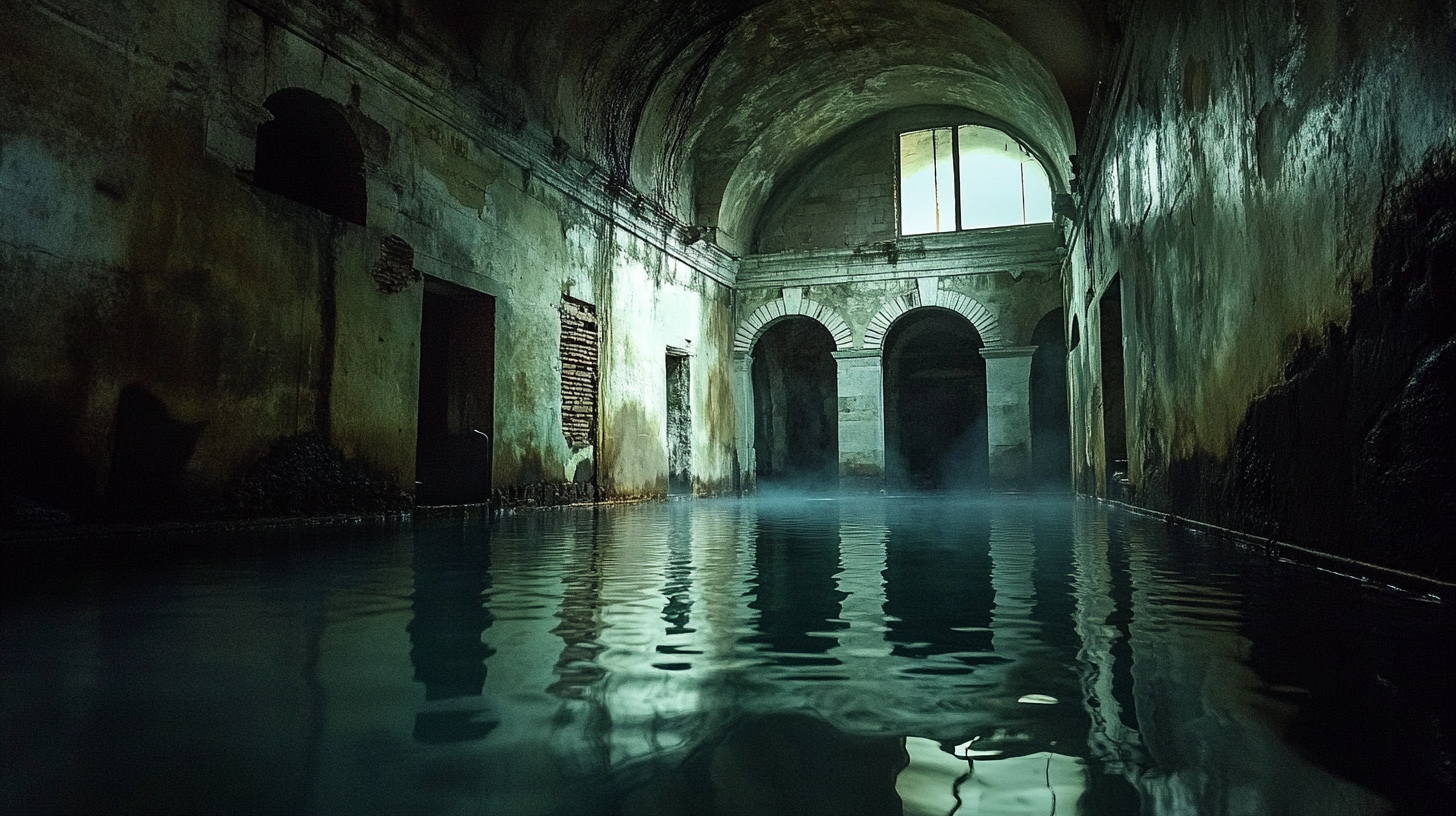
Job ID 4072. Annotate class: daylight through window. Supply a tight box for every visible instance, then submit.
[898,125,1052,235]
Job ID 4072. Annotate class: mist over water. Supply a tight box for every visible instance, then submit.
[2,495,1451,815]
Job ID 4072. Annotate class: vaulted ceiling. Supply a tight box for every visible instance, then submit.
[410,0,1106,249]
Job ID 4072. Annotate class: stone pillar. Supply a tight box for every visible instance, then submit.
[732,352,755,492]
[833,349,885,489]
[980,345,1038,491]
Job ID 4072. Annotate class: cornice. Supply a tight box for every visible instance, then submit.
[737,225,1061,288]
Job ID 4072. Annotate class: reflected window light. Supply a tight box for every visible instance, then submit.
[898,125,1054,236]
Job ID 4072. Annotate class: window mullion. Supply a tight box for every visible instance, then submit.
[952,126,963,232]
[895,133,903,236]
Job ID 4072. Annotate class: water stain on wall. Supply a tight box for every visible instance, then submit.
[601,399,667,498]
[1147,148,1456,580]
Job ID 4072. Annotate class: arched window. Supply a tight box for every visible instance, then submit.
[254,89,367,225]
[898,125,1052,235]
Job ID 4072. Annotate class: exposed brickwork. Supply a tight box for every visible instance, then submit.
[370,235,422,294]
[559,297,599,449]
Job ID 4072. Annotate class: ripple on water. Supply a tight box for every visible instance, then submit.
[0,497,1448,816]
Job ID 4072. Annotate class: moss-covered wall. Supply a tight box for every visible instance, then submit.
[0,0,737,521]
[1067,0,1456,579]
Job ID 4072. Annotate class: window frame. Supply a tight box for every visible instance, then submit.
[895,125,1050,237]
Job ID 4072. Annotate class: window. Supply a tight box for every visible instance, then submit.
[898,125,1052,235]
[254,89,367,224]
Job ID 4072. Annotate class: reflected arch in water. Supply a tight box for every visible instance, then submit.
[1,499,1445,815]
[748,503,848,661]
[882,499,993,662]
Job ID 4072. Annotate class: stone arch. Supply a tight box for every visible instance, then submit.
[863,285,1002,350]
[734,292,854,353]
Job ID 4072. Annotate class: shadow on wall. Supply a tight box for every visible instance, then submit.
[1151,148,1456,581]
[105,383,207,522]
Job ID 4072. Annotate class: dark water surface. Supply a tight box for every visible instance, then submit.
[2,496,1452,815]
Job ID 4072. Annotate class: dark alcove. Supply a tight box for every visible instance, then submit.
[254,88,367,225]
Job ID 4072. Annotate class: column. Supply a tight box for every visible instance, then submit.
[980,345,1038,491]
[731,352,755,491]
[833,349,885,489]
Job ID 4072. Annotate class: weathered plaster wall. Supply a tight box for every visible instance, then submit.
[1067,0,1456,578]
[598,236,736,499]
[1,0,737,522]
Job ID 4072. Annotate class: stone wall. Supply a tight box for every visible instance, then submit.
[0,0,737,521]
[733,231,1064,489]
[1066,0,1456,579]
[755,132,896,254]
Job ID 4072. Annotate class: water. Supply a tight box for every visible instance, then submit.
[2,496,1452,815]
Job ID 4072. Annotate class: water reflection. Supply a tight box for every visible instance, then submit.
[547,514,605,699]
[883,502,994,663]
[408,520,496,743]
[1,497,1449,815]
[749,507,846,663]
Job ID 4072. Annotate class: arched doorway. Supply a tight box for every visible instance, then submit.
[752,317,839,488]
[1099,277,1128,497]
[1030,308,1071,489]
[883,308,986,489]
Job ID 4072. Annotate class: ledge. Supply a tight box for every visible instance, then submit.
[1088,495,1454,600]
[739,224,1061,287]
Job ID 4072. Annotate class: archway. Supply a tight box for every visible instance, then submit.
[254,89,367,224]
[1030,308,1071,490]
[883,308,986,489]
[1099,277,1128,497]
[752,317,839,488]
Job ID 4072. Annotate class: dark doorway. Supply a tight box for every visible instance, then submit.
[666,353,692,495]
[1099,277,1128,497]
[1030,308,1071,490]
[883,308,986,489]
[752,317,839,487]
[254,89,367,224]
[416,278,495,505]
